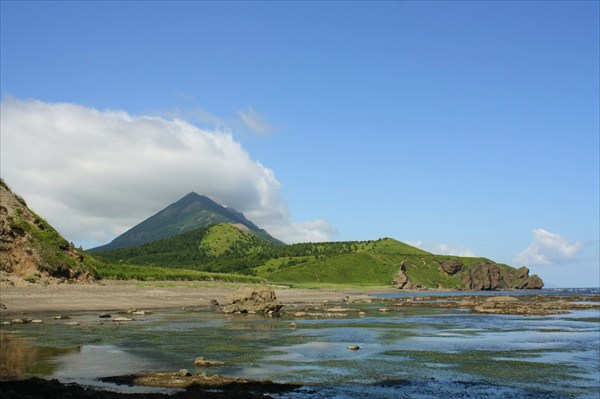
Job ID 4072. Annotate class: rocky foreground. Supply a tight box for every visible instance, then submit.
[0,377,300,399]
[1,286,598,398]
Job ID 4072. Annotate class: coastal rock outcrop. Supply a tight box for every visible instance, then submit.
[462,262,544,290]
[222,286,283,315]
[392,261,412,289]
[463,262,505,290]
[515,267,544,289]
[439,258,463,275]
[0,180,94,286]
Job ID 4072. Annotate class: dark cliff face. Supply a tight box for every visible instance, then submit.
[462,262,544,290]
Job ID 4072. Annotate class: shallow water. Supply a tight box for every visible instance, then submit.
[1,292,599,398]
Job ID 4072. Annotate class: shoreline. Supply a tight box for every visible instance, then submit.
[0,280,396,315]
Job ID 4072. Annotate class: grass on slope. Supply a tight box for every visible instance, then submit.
[7,210,98,278]
[267,253,399,286]
[92,223,275,275]
[199,223,273,256]
[93,261,266,283]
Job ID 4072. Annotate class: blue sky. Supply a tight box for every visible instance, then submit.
[1,1,598,287]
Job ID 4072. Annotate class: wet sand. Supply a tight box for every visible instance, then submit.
[0,280,392,314]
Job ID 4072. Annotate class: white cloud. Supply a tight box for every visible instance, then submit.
[238,107,272,135]
[515,228,583,266]
[406,241,477,257]
[0,97,331,247]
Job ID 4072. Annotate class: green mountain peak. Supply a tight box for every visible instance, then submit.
[89,193,283,252]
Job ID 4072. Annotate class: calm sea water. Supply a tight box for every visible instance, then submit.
[1,289,599,398]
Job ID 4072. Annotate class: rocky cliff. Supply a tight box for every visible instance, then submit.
[0,180,94,286]
[393,257,543,291]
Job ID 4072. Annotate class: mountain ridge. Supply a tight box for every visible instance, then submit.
[89,192,283,252]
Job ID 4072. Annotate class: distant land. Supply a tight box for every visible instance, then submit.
[0,181,544,289]
[89,192,544,290]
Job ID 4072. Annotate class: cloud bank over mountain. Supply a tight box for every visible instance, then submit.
[1,97,333,246]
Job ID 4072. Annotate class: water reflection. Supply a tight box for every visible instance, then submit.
[0,332,79,378]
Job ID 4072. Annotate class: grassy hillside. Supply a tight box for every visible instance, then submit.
[92,223,541,290]
[263,252,474,288]
[1,179,98,282]
[93,223,274,274]
[93,261,266,283]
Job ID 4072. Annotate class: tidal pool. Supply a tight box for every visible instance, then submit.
[1,297,599,398]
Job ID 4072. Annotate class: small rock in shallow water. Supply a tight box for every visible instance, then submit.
[31,319,43,324]
[288,322,297,329]
[99,313,112,318]
[113,317,133,322]
[178,369,192,377]
[64,321,80,326]
[347,345,361,351]
[194,357,225,368]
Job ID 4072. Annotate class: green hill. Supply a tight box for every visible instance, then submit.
[93,227,543,290]
[94,223,275,274]
[89,192,283,252]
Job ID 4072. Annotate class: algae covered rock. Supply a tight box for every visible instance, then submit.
[222,286,283,315]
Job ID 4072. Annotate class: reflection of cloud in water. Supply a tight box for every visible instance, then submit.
[0,333,79,378]
[51,345,164,379]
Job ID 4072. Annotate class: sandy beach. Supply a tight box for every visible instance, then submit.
[0,281,388,314]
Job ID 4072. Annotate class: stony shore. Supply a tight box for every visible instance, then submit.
[1,281,598,398]
[0,280,385,314]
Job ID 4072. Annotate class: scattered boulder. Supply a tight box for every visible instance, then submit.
[98,313,112,318]
[64,321,79,326]
[347,345,360,351]
[210,299,219,306]
[194,357,225,368]
[439,258,463,275]
[178,369,192,377]
[222,286,282,315]
[113,317,133,322]
[131,311,146,316]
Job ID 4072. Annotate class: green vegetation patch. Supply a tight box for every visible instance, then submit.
[267,253,398,285]
[8,212,96,278]
[384,349,584,384]
[93,261,265,283]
